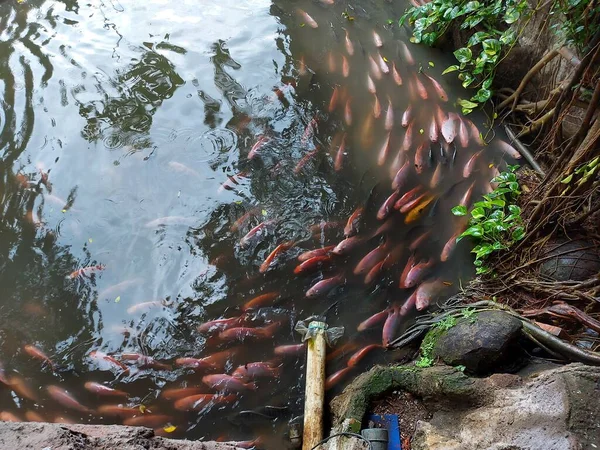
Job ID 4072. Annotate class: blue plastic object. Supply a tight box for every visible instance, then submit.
[367,414,402,450]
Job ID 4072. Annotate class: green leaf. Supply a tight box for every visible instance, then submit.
[482,78,493,89]
[454,47,473,63]
[442,66,458,75]
[462,225,483,238]
[467,31,490,47]
[458,98,478,109]
[482,39,501,56]
[462,1,481,13]
[508,205,521,215]
[461,72,475,88]
[561,173,573,184]
[499,29,517,45]
[512,226,525,241]
[504,7,520,23]
[472,87,492,102]
[471,206,486,219]
[452,205,468,216]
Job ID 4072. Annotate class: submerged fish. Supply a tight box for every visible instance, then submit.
[202,374,257,392]
[84,382,128,398]
[240,220,277,248]
[344,29,354,55]
[305,274,345,298]
[23,344,55,370]
[297,9,318,28]
[260,242,294,273]
[47,386,91,413]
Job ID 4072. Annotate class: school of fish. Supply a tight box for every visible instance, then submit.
[1,0,521,447]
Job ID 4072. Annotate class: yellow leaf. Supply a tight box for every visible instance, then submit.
[164,425,177,433]
[383,56,389,62]
[428,61,434,67]
[88,238,93,243]
[443,281,453,286]
[261,209,267,216]
[114,296,121,303]
[488,163,494,168]
[419,128,424,135]
[139,405,146,414]
[62,209,67,213]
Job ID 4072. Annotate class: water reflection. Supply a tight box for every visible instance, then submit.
[0,0,518,446]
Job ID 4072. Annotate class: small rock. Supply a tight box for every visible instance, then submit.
[433,311,522,374]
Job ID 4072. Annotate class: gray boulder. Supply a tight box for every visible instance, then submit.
[433,310,522,374]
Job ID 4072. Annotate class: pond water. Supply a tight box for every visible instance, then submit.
[0,0,518,447]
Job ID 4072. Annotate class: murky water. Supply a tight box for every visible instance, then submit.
[0,0,518,447]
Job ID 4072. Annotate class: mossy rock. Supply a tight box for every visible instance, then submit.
[433,310,522,375]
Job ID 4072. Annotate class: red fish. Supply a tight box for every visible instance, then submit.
[357,310,388,331]
[463,150,483,178]
[218,322,281,342]
[430,162,443,188]
[0,412,20,422]
[496,140,521,159]
[325,367,352,390]
[301,117,318,146]
[400,291,417,316]
[197,316,245,334]
[465,119,485,145]
[415,279,446,310]
[368,55,382,80]
[414,75,428,100]
[376,52,389,74]
[342,55,350,77]
[47,386,91,413]
[442,114,458,144]
[7,376,38,401]
[25,411,45,422]
[327,342,360,362]
[306,274,344,298]
[97,405,142,417]
[373,30,383,47]
[391,160,410,191]
[120,353,171,371]
[399,41,415,65]
[377,190,400,220]
[344,207,364,237]
[382,307,401,346]
[218,171,249,193]
[459,182,476,208]
[232,362,281,380]
[333,235,366,255]
[361,112,375,148]
[401,121,415,152]
[423,73,448,102]
[23,344,55,370]
[260,242,294,273]
[429,118,439,142]
[89,351,129,374]
[328,86,340,113]
[203,374,257,392]
[441,225,467,262]
[124,414,174,428]
[414,142,429,174]
[392,63,403,85]
[382,244,404,270]
[161,387,205,401]
[400,258,434,288]
[334,133,347,171]
[174,393,237,411]
[248,136,268,159]
[373,95,382,119]
[354,242,388,275]
[243,292,280,311]
[344,29,354,55]
[401,105,412,128]
[240,220,276,248]
[458,119,469,148]
[344,98,352,126]
[230,207,260,233]
[68,264,105,280]
[274,344,305,356]
[297,9,318,28]
[384,97,394,131]
[84,382,128,398]
[364,259,385,284]
[367,75,376,94]
[378,133,391,166]
[298,246,335,262]
[294,255,332,275]
[394,186,423,210]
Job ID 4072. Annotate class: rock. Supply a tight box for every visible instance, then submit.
[433,310,522,374]
[539,237,600,281]
[0,422,243,450]
[411,364,600,450]
[330,363,600,450]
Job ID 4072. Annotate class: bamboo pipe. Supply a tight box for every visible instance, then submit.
[302,321,327,450]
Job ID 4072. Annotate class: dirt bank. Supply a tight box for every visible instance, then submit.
[0,422,243,450]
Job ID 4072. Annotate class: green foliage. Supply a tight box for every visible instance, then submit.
[560,156,599,195]
[461,307,477,319]
[415,356,434,367]
[550,0,600,51]
[400,0,529,113]
[436,316,457,330]
[455,364,467,372]
[452,165,524,274]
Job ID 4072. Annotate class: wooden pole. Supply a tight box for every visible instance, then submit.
[302,321,327,450]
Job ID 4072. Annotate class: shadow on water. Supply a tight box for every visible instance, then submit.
[0,0,518,446]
